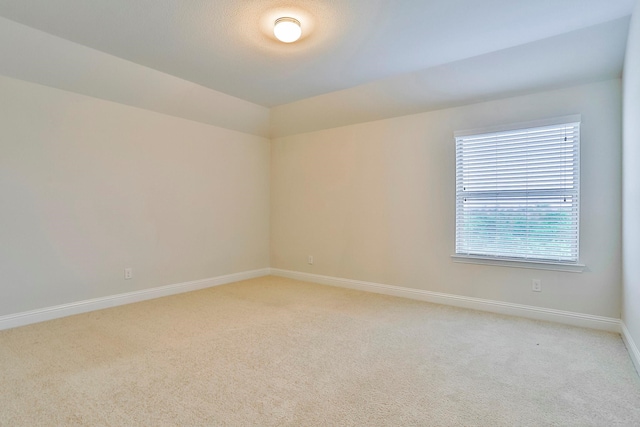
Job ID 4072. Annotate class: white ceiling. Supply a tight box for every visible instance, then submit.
[0,0,635,108]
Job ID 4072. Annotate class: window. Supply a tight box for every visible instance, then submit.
[454,116,580,267]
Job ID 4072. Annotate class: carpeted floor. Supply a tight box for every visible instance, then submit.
[1,276,639,426]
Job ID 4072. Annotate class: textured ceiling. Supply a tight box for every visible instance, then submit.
[0,0,635,107]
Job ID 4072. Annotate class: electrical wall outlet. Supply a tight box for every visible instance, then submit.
[532,279,541,292]
[308,255,313,265]
[124,268,133,280]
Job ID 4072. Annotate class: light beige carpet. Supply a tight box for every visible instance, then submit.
[1,276,639,426]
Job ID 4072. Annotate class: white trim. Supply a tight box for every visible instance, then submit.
[0,268,270,331]
[454,114,582,138]
[621,322,640,375]
[451,255,586,273]
[271,269,620,333]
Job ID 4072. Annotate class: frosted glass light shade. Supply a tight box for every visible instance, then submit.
[274,17,302,43]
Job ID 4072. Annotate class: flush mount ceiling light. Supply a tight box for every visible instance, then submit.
[274,17,302,43]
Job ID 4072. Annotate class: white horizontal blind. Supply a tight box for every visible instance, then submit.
[455,121,580,263]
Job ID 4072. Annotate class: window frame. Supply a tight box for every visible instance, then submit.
[451,115,585,272]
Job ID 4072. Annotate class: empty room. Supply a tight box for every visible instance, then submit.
[1,0,640,425]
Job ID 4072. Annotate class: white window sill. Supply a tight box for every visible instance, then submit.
[451,254,586,273]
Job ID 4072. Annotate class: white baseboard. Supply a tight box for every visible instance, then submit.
[271,269,621,333]
[621,322,640,374]
[0,268,270,331]
[1,266,623,336]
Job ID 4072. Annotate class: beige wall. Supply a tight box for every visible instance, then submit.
[271,79,622,318]
[623,2,640,345]
[0,51,626,322]
[0,75,270,316]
